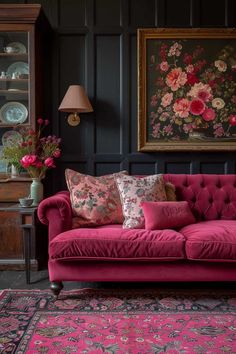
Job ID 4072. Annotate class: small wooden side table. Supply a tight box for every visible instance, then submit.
[19,205,39,284]
[0,203,47,283]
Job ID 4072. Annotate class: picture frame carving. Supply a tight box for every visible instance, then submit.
[138,28,236,151]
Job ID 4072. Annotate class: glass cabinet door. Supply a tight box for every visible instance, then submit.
[0,31,29,174]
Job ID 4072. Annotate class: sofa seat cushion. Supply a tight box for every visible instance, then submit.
[49,226,185,261]
[180,220,236,262]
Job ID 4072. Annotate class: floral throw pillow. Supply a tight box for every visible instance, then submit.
[115,174,167,229]
[65,169,127,227]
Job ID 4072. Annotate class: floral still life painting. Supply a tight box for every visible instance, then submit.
[138,28,236,151]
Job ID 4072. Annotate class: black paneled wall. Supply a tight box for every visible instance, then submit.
[4,0,236,191]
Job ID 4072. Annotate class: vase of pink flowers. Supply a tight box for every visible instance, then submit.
[16,118,61,205]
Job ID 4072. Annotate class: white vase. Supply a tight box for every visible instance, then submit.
[11,164,18,178]
[30,178,44,206]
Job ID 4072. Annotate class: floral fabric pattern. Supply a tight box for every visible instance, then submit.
[1,289,236,354]
[148,39,236,140]
[116,174,167,229]
[65,169,127,227]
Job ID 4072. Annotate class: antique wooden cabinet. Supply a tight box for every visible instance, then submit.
[0,5,49,270]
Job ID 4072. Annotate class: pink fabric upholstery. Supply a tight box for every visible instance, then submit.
[164,174,236,221]
[38,191,72,241]
[49,226,185,261]
[48,260,236,282]
[180,220,236,261]
[142,201,195,230]
[38,174,236,284]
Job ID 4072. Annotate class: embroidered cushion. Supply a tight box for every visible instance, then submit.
[116,174,167,229]
[142,201,195,230]
[65,169,127,226]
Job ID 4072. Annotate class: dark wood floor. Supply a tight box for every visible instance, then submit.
[1,269,236,293]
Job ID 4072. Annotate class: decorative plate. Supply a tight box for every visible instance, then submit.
[2,130,23,147]
[0,102,28,124]
[6,62,29,77]
[6,42,27,54]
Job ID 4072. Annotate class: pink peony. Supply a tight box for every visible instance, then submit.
[229,114,236,126]
[173,98,190,118]
[44,157,55,168]
[160,61,169,72]
[166,67,187,91]
[161,92,173,107]
[20,154,37,168]
[189,99,205,115]
[202,108,216,121]
[187,73,199,85]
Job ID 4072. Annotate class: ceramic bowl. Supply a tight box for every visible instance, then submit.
[19,198,34,207]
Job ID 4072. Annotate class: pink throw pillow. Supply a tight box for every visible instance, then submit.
[142,201,195,230]
[116,174,167,229]
[65,169,127,227]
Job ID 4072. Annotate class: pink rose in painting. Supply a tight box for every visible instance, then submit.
[166,68,187,91]
[161,92,173,107]
[173,98,190,118]
[186,64,194,73]
[189,99,205,115]
[188,82,212,102]
[197,90,212,102]
[202,108,216,121]
[187,73,199,85]
[160,61,169,72]
[150,94,158,107]
[229,114,236,126]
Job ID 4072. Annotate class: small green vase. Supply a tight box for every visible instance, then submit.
[30,178,44,206]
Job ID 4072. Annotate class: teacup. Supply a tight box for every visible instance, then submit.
[19,197,34,207]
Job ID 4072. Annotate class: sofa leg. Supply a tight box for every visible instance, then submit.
[50,281,63,298]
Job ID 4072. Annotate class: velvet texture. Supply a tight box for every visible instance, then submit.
[180,220,236,261]
[49,226,185,261]
[38,174,236,283]
[163,174,236,221]
[142,201,195,230]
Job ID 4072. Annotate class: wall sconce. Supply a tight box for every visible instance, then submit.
[58,85,93,126]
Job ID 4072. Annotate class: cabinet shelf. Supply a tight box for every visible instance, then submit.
[0,53,28,58]
[0,78,28,82]
[0,89,28,94]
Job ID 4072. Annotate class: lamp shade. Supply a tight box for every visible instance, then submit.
[58,85,93,113]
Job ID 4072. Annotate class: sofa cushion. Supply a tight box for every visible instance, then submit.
[116,174,167,229]
[142,201,195,230]
[65,169,127,227]
[180,220,236,261]
[49,226,185,261]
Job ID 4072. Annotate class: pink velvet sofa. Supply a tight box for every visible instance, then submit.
[38,174,236,296]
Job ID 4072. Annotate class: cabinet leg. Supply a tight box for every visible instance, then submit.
[50,281,63,298]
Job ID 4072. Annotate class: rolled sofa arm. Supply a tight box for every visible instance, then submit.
[37,191,73,241]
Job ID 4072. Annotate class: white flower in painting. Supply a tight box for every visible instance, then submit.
[215,60,227,72]
[212,97,225,110]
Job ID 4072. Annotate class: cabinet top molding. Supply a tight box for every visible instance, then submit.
[0,4,42,23]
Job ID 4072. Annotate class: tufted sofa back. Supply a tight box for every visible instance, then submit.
[164,174,236,221]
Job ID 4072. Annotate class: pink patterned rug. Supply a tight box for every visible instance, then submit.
[1,288,236,353]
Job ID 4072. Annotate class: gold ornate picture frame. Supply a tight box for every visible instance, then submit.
[138,28,236,151]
